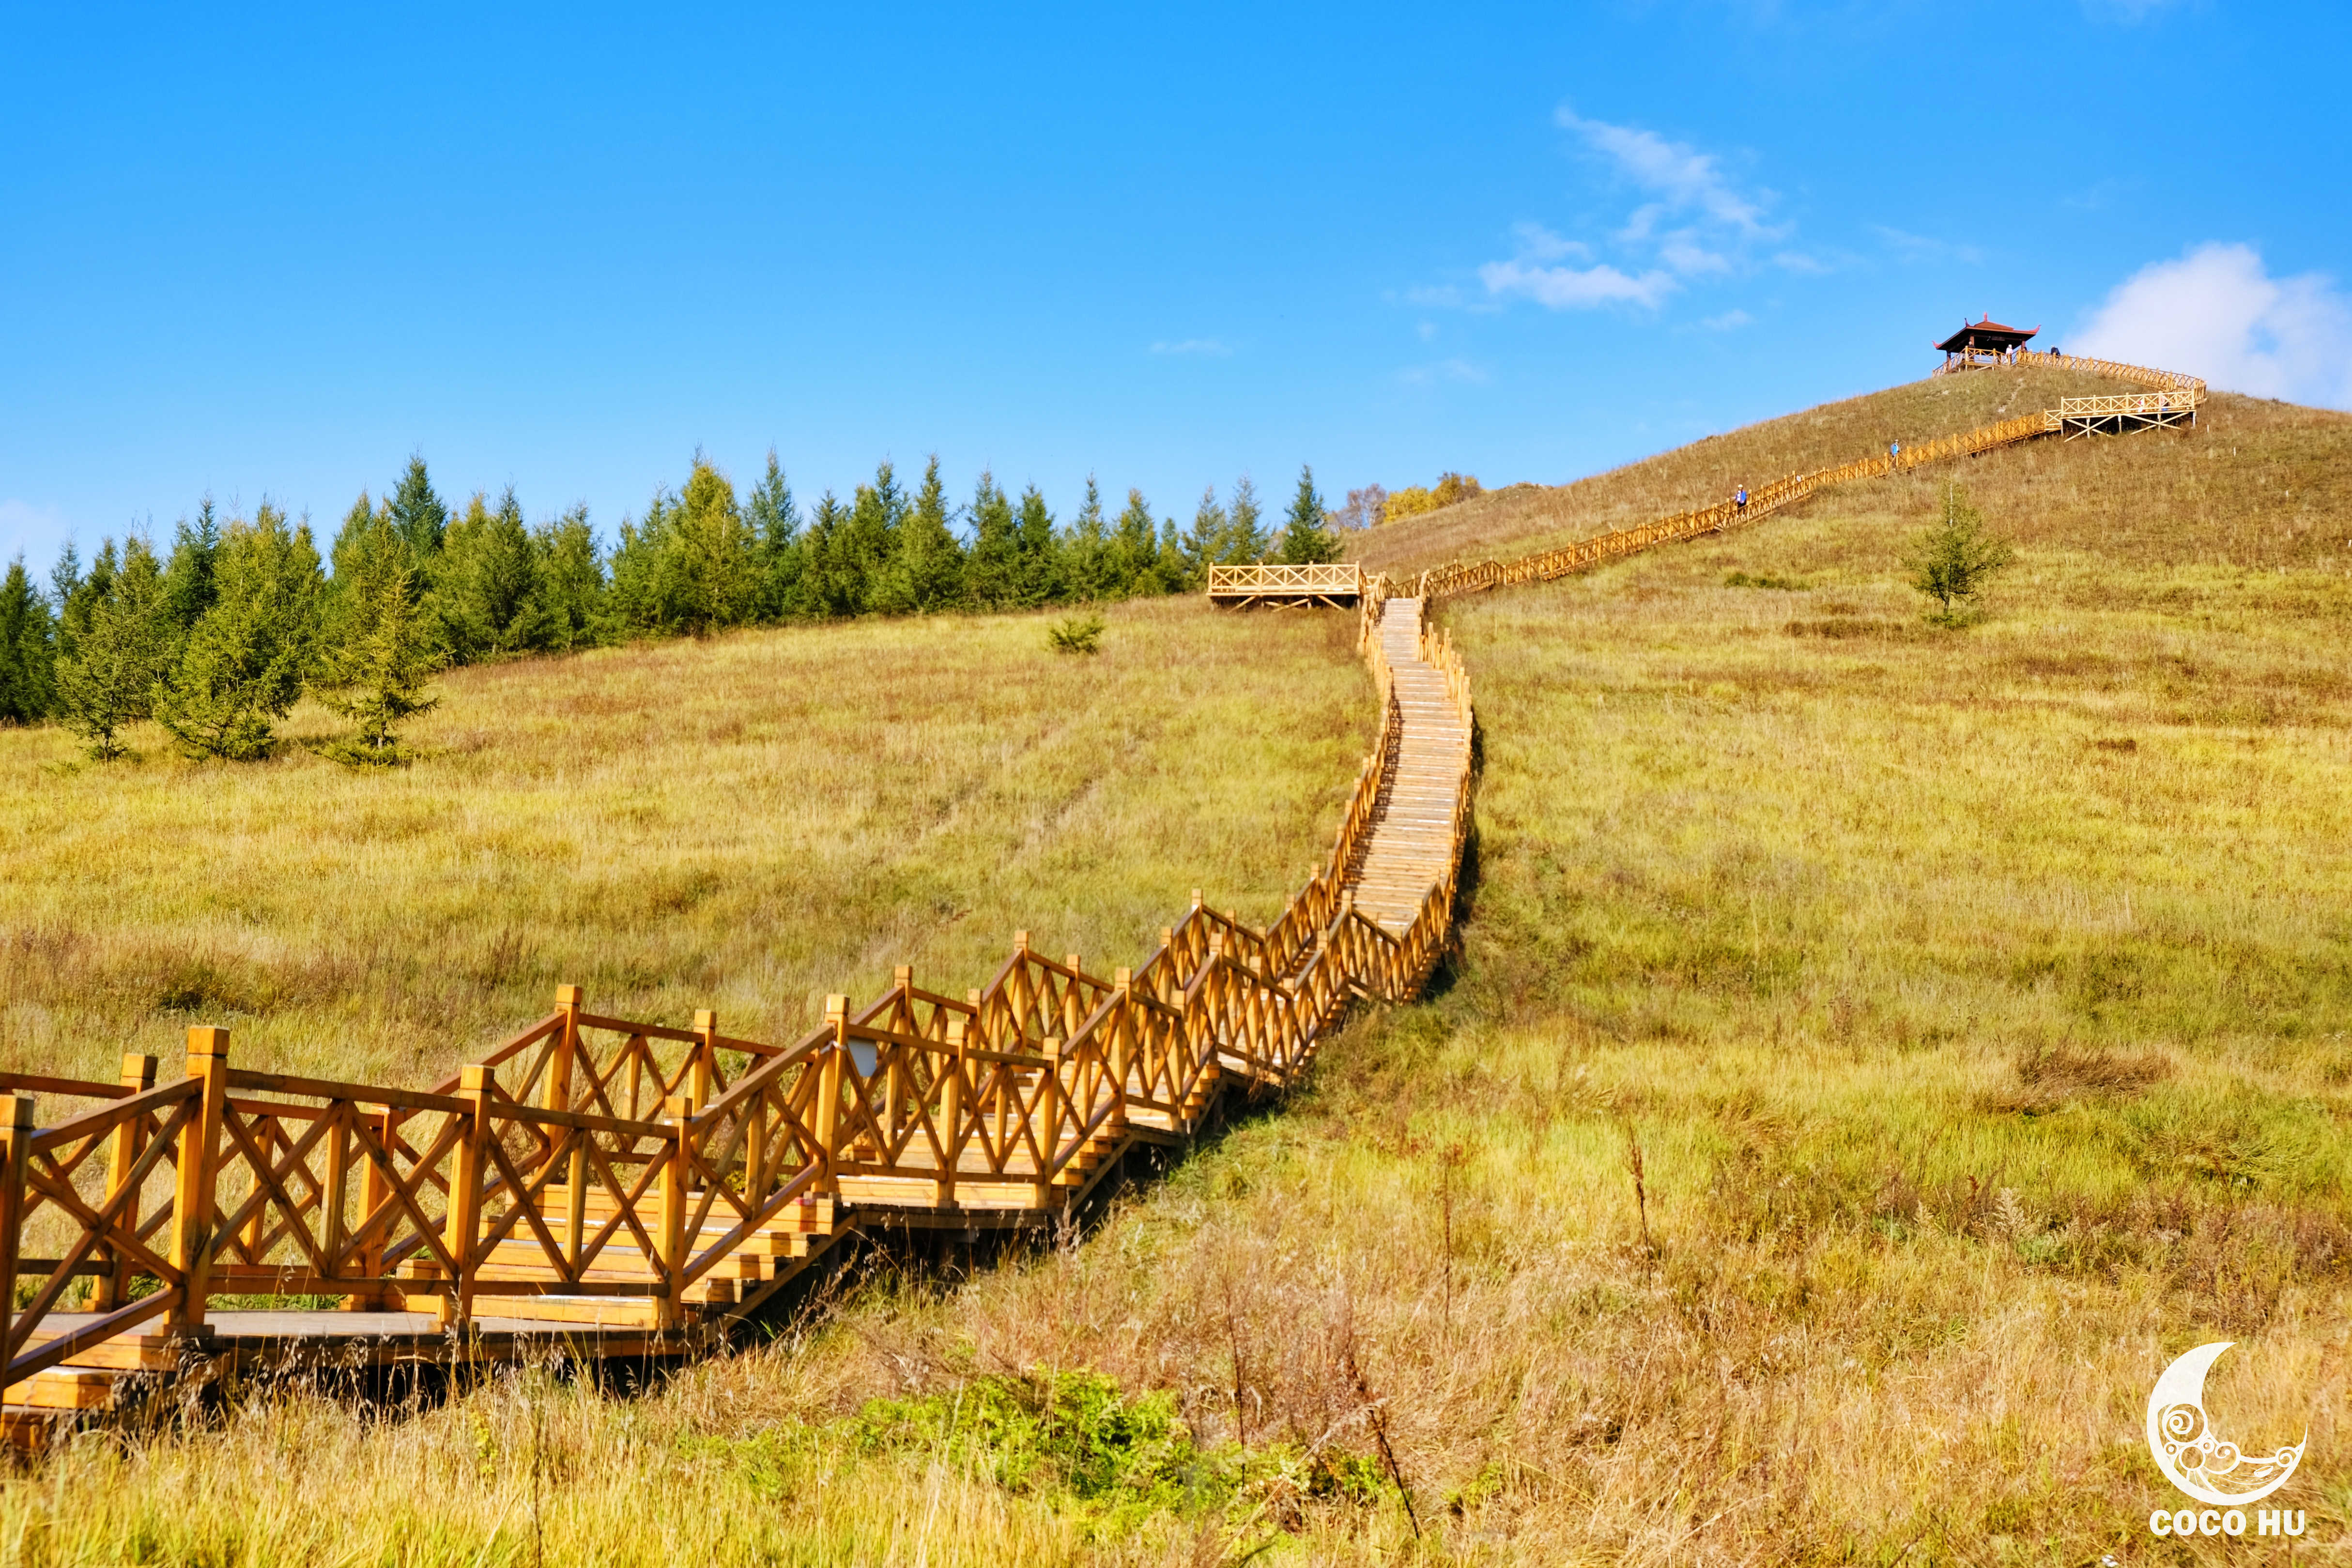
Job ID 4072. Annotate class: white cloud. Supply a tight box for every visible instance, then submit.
[1510,221,1590,262]
[1701,309,1753,331]
[1149,338,1232,357]
[1463,107,1786,318]
[1478,257,1676,310]
[1556,107,1773,237]
[2074,243,2352,409]
[1398,357,1489,386]
[1871,225,1983,266]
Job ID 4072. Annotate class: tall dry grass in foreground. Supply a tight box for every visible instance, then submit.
[0,597,1369,1088]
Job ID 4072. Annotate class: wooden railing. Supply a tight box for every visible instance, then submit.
[1206,563,1366,600]
[1413,355,2202,601]
[0,589,1475,1370]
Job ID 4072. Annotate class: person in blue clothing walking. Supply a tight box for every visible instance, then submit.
[1734,483,1748,515]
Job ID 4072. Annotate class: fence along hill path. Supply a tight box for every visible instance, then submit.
[0,351,2197,1441]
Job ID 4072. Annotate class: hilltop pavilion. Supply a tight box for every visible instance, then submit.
[1935,315,2039,370]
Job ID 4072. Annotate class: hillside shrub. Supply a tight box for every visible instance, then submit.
[1906,483,2015,626]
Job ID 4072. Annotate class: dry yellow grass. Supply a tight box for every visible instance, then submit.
[7,389,2351,1566]
[0,596,1371,1089]
[1343,365,2342,577]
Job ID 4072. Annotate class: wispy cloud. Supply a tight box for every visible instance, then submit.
[1558,107,1775,238]
[1479,256,1675,310]
[1398,357,1489,386]
[1700,309,1753,331]
[1870,225,1984,266]
[1149,338,1232,357]
[2074,242,2352,409]
[1464,106,1790,317]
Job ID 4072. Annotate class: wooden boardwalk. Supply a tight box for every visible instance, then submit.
[0,348,2204,1445]
[0,593,1474,1444]
[1348,599,1472,934]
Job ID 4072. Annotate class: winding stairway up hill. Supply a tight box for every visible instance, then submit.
[0,348,2209,1445]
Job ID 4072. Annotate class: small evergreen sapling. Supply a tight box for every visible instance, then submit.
[319,548,439,765]
[1047,612,1106,654]
[153,506,322,760]
[56,539,170,759]
[1906,483,2014,626]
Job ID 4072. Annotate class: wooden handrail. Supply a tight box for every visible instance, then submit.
[1405,354,2203,604]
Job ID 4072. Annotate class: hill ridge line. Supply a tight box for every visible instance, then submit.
[1407,351,2204,601]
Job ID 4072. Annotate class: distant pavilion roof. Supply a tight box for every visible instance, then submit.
[1936,316,2039,354]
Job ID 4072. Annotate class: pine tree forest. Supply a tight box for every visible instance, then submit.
[0,453,1332,762]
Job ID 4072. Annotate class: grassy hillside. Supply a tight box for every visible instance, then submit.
[1351,364,2243,575]
[11,395,2352,1566]
[0,597,1371,1088]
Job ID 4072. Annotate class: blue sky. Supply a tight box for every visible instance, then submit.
[3,1,2345,569]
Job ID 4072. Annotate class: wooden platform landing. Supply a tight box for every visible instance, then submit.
[1206,563,1366,608]
[1348,598,1471,933]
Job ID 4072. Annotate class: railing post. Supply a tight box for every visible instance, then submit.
[0,1093,33,1360]
[439,1064,493,1333]
[348,1107,394,1308]
[691,1010,718,1118]
[938,1019,965,1207]
[1108,972,1133,1132]
[817,997,846,1199]
[169,1026,230,1336]
[655,1092,691,1330]
[1034,1038,1064,1207]
[547,985,582,1118]
[90,1053,157,1312]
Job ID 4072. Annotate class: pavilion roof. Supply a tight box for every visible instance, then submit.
[1936,316,2039,353]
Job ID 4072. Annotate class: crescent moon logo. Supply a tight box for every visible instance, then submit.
[2145,1341,2306,1505]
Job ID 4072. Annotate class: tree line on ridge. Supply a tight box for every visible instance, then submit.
[0,455,1342,763]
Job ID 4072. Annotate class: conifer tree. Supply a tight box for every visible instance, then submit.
[1015,485,1061,607]
[746,451,802,620]
[56,538,169,760]
[1182,487,1228,584]
[1278,465,1340,565]
[794,492,857,618]
[160,498,221,634]
[963,471,1021,611]
[676,457,757,632]
[384,455,448,561]
[1221,477,1268,563]
[48,542,85,630]
[606,489,685,633]
[153,505,323,761]
[876,456,964,614]
[317,538,438,766]
[56,539,113,649]
[0,557,58,724]
[433,488,544,659]
[1153,517,1190,595]
[1111,489,1160,597]
[835,461,905,615]
[531,505,606,651]
[1062,475,1112,600]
